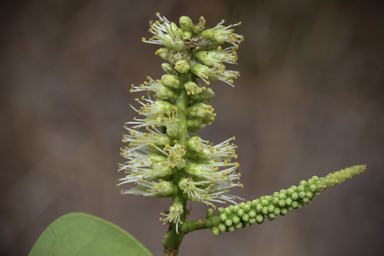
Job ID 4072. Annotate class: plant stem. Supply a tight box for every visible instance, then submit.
[162,90,189,256]
[180,216,220,233]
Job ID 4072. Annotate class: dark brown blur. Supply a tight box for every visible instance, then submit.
[1,0,383,255]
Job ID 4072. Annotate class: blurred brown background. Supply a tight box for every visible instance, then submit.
[1,0,383,255]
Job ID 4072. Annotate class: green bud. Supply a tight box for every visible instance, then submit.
[242,214,249,222]
[147,153,168,163]
[267,213,276,221]
[190,87,215,101]
[179,16,194,31]
[187,136,203,152]
[248,210,256,218]
[194,16,206,33]
[224,207,232,215]
[186,103,214,118]
[174,60,190,73]
[227,226,235,232]
[212,227,221,236]
[169,52,183,65]
[235,222,243,229]
[187,117,206,131]
[218,223,226,232]
[183,163,202,176]
[219,213,227,222]
[161,63,178,75]
[232,216,240,224]
[243,204,251,213]
[155,48,170,61]
[280,208,288,216]
[182,31,192,40]
[251,199,260,208]
[237,209,245,217]
[225,219,233,227]
[218,207,225,215]
[256,215,264,224]
[190,61,210,79]
[249,218,256,224]
[206,208,215,218]
[161,74,181,89]
[156,84,179,100]
[262,206,268,215]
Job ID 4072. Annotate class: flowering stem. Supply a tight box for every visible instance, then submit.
[180,216,220,233]
[162,89,189,255]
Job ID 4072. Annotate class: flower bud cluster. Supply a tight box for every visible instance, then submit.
[118,13,245,217]
[211,165,368,235]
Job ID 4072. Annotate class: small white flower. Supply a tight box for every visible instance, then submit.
[160,202,184,233]
[142,13,185,52]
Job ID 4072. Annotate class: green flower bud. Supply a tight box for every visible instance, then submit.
[186,103,214,118]
[147,153,168,163]
[156,85,179,100]
[251,199,260,208]
[219,213,227,222]
[179,16,194,31]
[237,209,245,217]
[206,208,215,218]
[187,136,203,152]
[182,30,192,40]
[174,60,190,73]
[194,16,206,33]
[155,48,170,61]
[183,163,202,176]
[249,218,256,224]
[161,74,181,89]
[262,206,268,215]
[190,87,215,102]
[218,207,225,215]
[184,81,206,96]
[224,207,232,215]
[232,216,240,224]
[224,219,232,227]
[255,203,263,213]
[212,227,221,236]
[218,223,226,232]
[235,222,243,229]
[227,226,235,232]
[248,210,256,218]
[242,214,249,222]
[256,215,264,224]
[243,204,251,213]
[187,117,206,131]
[190,61,210,80]
[169,52,183,65]
[161,63,178,75]
[267,213,276,221]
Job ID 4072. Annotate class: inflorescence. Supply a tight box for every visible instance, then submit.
[210,165,368,235]
[117,13,244,232]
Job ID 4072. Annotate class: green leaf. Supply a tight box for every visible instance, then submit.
[29,212,153,256]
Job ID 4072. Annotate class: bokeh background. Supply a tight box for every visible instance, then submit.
[1,0,383,255]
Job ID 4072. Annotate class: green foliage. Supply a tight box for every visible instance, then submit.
[29,212,153,256]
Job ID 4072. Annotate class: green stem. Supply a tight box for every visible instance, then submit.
[163,90,189,256]
[180,216,220,233]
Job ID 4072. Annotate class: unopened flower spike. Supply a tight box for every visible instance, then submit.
[116,13,367,256]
